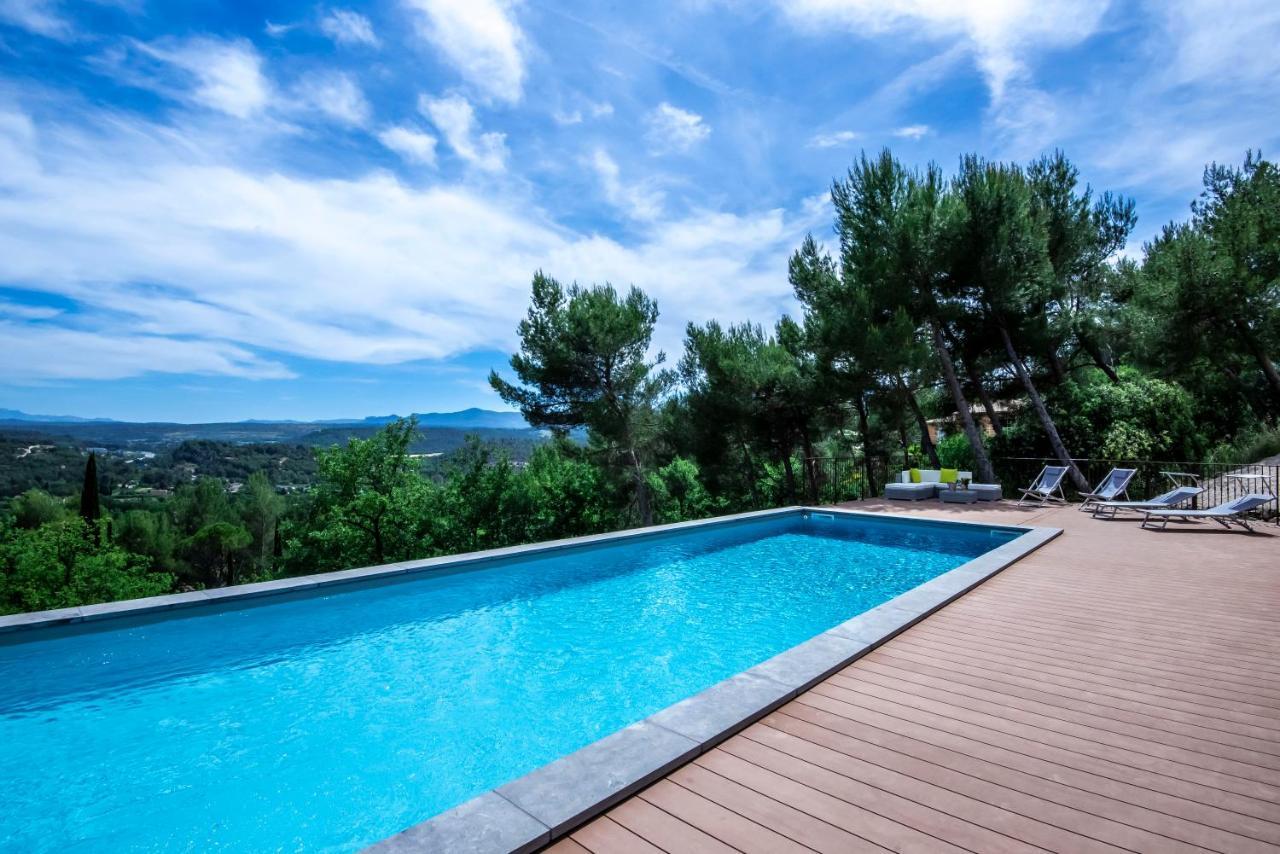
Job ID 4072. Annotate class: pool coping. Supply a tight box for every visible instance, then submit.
[362,507,1061,854]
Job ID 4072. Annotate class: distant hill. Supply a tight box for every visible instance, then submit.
[0,409,538,449]
[351,408,529,430]
[0,407,525,429]
[0,408,115,423]
[0,410,547,498]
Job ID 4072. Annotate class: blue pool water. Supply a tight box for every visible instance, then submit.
[0,511,1016,852]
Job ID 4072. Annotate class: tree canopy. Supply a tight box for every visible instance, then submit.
[490,272,673,524]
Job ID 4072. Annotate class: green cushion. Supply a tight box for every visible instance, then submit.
[909,468,922,483]
[940,468,958,484]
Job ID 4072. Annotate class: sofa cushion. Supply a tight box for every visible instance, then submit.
[920,470,941,483]
[940,468,958,483]
[909,468,922,483]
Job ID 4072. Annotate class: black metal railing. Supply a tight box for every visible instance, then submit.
[801,455,892,505]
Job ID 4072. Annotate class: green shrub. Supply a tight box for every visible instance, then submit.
[1205,425,1280,465]
[935,433,978,470]
[997,369,1204,462]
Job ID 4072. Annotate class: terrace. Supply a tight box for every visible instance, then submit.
[548,499,1280,854]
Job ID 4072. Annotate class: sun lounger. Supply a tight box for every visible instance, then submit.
[1016,465,1068,506]
[1077,468,1137,511]
[1140,493,1275,532]
[1090,486,1202,518]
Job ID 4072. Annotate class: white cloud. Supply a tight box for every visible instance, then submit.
[0,321,293,381]
[0,108,38,183]
[263,20,297,38]
[377,125,438,166]
[808,129,860,148]
[419,93,507,172]
[0,104,818,381]
[776,0,1111,102]
[1151,0,1280,90]
[552,100,613,126]
[404,0,526,104]
[893,123,930,139]
[0,299,61,320]
[133,37,272,118]
[0,0,72,39]
[943,0,1280,250]
[319,8,379,47]
[645,102,710,155]
[293,71,370,127]
[588,148,664,221]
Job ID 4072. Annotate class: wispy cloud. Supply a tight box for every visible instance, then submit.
[0,298,61,320]
[377,125,438,166]
[319,9,379,48]
[0,0,73,40]
[983,0,1280,208]
[552,100,613,126]
[403,0,526,104]
[293,71,370,127]
[645,102,710,155]
[808,129,860,148]
[0,104,817,381]
[125,37,273,119]
[263,20,297,38]
[775,0,1110,103]
[0,320,294,381]
[588,148,664,221]
[893,124,930,139]
[419,93,507,172]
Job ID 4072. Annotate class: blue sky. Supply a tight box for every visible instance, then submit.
[1,0,1277,422]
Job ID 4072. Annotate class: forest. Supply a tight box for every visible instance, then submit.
[2,149,1277,615]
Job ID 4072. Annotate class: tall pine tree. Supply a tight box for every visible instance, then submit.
[79,452,101,525]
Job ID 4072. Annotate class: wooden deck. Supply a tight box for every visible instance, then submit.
[553,500,1280,853]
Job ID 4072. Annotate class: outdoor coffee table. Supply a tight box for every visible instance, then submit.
[939,488,978,504]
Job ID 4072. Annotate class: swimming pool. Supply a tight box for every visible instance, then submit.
[0,508,1032,852]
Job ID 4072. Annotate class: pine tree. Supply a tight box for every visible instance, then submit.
[79,453,101,525]
[491,273,673,526]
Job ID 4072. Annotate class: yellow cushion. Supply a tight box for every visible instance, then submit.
[940,468,958,484]
[909,468,922,483]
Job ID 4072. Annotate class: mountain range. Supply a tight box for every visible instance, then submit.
[0,408,116,423]
[0,408,535,449]
[0,407,528,430]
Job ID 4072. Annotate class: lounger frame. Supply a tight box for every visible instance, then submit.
[1016,465,1069,507]
[1139,494,1275,532]
[1090,486,1203,519]
[1077,468,1137,512]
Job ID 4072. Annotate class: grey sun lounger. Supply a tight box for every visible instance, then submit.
[1016,465,1069,506]
[1077,467,1137,511]
[1090,485,1202,519]
[1140,493,1276,532]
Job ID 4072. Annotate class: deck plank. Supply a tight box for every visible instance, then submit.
[862,651,1280,749]
[668,762,887,853]
[637,780,812,854]
[606,797,737,854]
[563,502,1280,853]
[572,816,666,854]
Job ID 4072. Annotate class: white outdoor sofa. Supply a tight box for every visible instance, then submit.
[883,469,1002,502]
